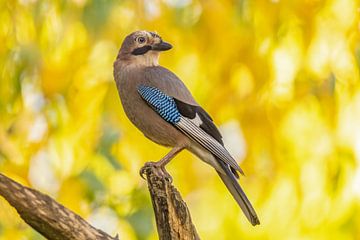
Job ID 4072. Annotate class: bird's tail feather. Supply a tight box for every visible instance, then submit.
[216,159,260,226]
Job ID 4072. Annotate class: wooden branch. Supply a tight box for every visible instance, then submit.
[0,167,200,240]
[143,166,200,240]
[0,173,118,240]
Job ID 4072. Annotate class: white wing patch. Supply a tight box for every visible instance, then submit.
[175,116,243,174]
[191,113,203,126]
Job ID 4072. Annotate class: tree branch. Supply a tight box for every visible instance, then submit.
[0,173,118,240]
[0,167,200,240]
[143,166,200,240]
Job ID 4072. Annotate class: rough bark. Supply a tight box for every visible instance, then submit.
[0,167,200,240]
[0,173,118,240]
[143,166,200,240]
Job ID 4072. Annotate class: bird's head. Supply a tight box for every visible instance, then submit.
[117,30,172,67]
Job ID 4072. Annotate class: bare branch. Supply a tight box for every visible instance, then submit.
[0,166,201,240]
[0,173,118,240]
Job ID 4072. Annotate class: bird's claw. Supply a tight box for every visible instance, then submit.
[160,167,173,183]
[139,166,148,180]
[139,162,173,183]
[139,162,154,180]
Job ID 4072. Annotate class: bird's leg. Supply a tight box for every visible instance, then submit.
[140,146,184,182]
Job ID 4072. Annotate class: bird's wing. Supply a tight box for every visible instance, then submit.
[173,99,223,145]
[143,66,222,145]
[143,66,198,105]
[137,85,243,174]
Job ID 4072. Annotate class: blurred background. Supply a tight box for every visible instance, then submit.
[1,0,360,239]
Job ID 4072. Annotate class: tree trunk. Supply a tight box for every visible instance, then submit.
[144,166,200,240]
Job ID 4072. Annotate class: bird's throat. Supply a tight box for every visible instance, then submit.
[130,52,160,67]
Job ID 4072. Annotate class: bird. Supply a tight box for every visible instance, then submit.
[113,30,260,226]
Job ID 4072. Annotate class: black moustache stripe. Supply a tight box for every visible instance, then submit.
[131,45,152,55]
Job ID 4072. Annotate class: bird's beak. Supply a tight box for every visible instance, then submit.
[152,41,173,51]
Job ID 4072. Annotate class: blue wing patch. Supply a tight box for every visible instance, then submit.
[137,85,243,175]
[138,85,181,124]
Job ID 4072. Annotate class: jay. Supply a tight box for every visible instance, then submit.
[113,30,260,226]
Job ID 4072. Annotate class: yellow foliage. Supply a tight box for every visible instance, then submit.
[0,0,360,239]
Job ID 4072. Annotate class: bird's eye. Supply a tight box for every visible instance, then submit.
[137,37,146,44]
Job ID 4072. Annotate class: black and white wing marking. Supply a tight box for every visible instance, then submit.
[137,85,243,174]
[173,99,223,145]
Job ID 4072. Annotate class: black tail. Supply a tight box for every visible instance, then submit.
[217,159,260,226]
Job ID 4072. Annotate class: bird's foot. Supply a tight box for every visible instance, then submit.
[140,162,173,182]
